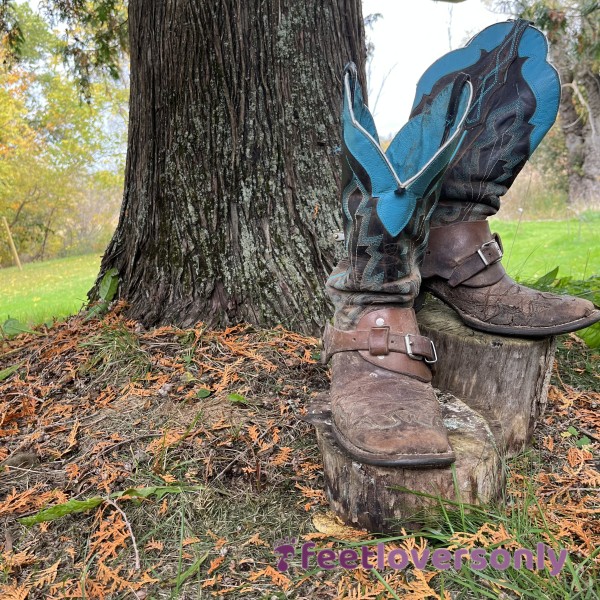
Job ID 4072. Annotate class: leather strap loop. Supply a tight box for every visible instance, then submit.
[447,233,504,287]
[321,323,436,363]
[369,327,390,355]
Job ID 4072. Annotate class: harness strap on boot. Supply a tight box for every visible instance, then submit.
[446,234,503,286]
[421,220,506,287]
[321,308,435,383]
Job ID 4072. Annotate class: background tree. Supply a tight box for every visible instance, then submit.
[94,0,366,333]
[2,1,469,333]
[0,3,127,264]
[3,0,366,334]
[491,0,600,207]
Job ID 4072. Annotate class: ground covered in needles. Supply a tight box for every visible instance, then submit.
[0,302,599,599]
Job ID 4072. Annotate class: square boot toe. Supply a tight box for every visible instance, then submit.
[330,352,452,459]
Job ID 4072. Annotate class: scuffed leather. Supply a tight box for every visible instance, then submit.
[427,274,598,332]
[323,306,454,466]
[329,351,453,464]
[421,220,505,287]
[421,219,600,334]
[322,308,434,381]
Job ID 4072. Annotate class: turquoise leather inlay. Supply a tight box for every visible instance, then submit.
[414,22,514,100]
[412,21,560,157]
[342,64,472,237]
[518,30,560,152]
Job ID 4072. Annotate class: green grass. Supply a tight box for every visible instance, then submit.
[0,214,598,327]
[491,212,600,282]
[0,254,100,325]
[381,469,600,600]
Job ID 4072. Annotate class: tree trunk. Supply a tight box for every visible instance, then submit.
[551,44,600,206]
[417,299,556,457]
[92,0,366,334]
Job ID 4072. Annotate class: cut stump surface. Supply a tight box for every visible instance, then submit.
[417,298,556,456]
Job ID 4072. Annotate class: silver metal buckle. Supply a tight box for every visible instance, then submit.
[477,239,503,266]
[404,334,417,360]
[404,334,438,364]
[425,340,438,364]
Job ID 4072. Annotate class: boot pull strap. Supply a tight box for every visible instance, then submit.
[441,72,471,146]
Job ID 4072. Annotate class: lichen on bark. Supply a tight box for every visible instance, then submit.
[91,0,366,335]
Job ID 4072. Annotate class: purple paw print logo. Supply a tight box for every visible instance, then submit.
[274,536,297,572]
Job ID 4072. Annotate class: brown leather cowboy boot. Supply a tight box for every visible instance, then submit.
[323,63,472,466]
[410,20,600,336]
[421,220,600,336]
[322,306,450,467]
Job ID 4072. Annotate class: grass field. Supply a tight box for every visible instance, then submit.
[0,253,100,325]
[490,211,600,281]
[0,214,598,326]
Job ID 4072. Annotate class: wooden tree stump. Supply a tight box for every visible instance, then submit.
[310,298,557,532]
[307,393,502,533]
[417,298,557,456]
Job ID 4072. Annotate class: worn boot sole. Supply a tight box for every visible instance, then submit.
[330,419,456,468]
[424,287,600,337]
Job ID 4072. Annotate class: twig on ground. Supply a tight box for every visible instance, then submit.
[577,427,600,443]
[78,433,163,465]
[104,497,140,571]
[211,425,274,483]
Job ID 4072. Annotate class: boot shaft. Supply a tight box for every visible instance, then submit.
[411,19,560,223]
[330,63,472,303]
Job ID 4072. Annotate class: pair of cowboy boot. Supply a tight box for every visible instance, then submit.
[323,20,600,468]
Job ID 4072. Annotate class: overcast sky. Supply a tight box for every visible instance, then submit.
[362,0,511,137]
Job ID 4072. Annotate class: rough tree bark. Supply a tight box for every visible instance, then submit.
[92,0,366,334]
[550,42,600,206]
